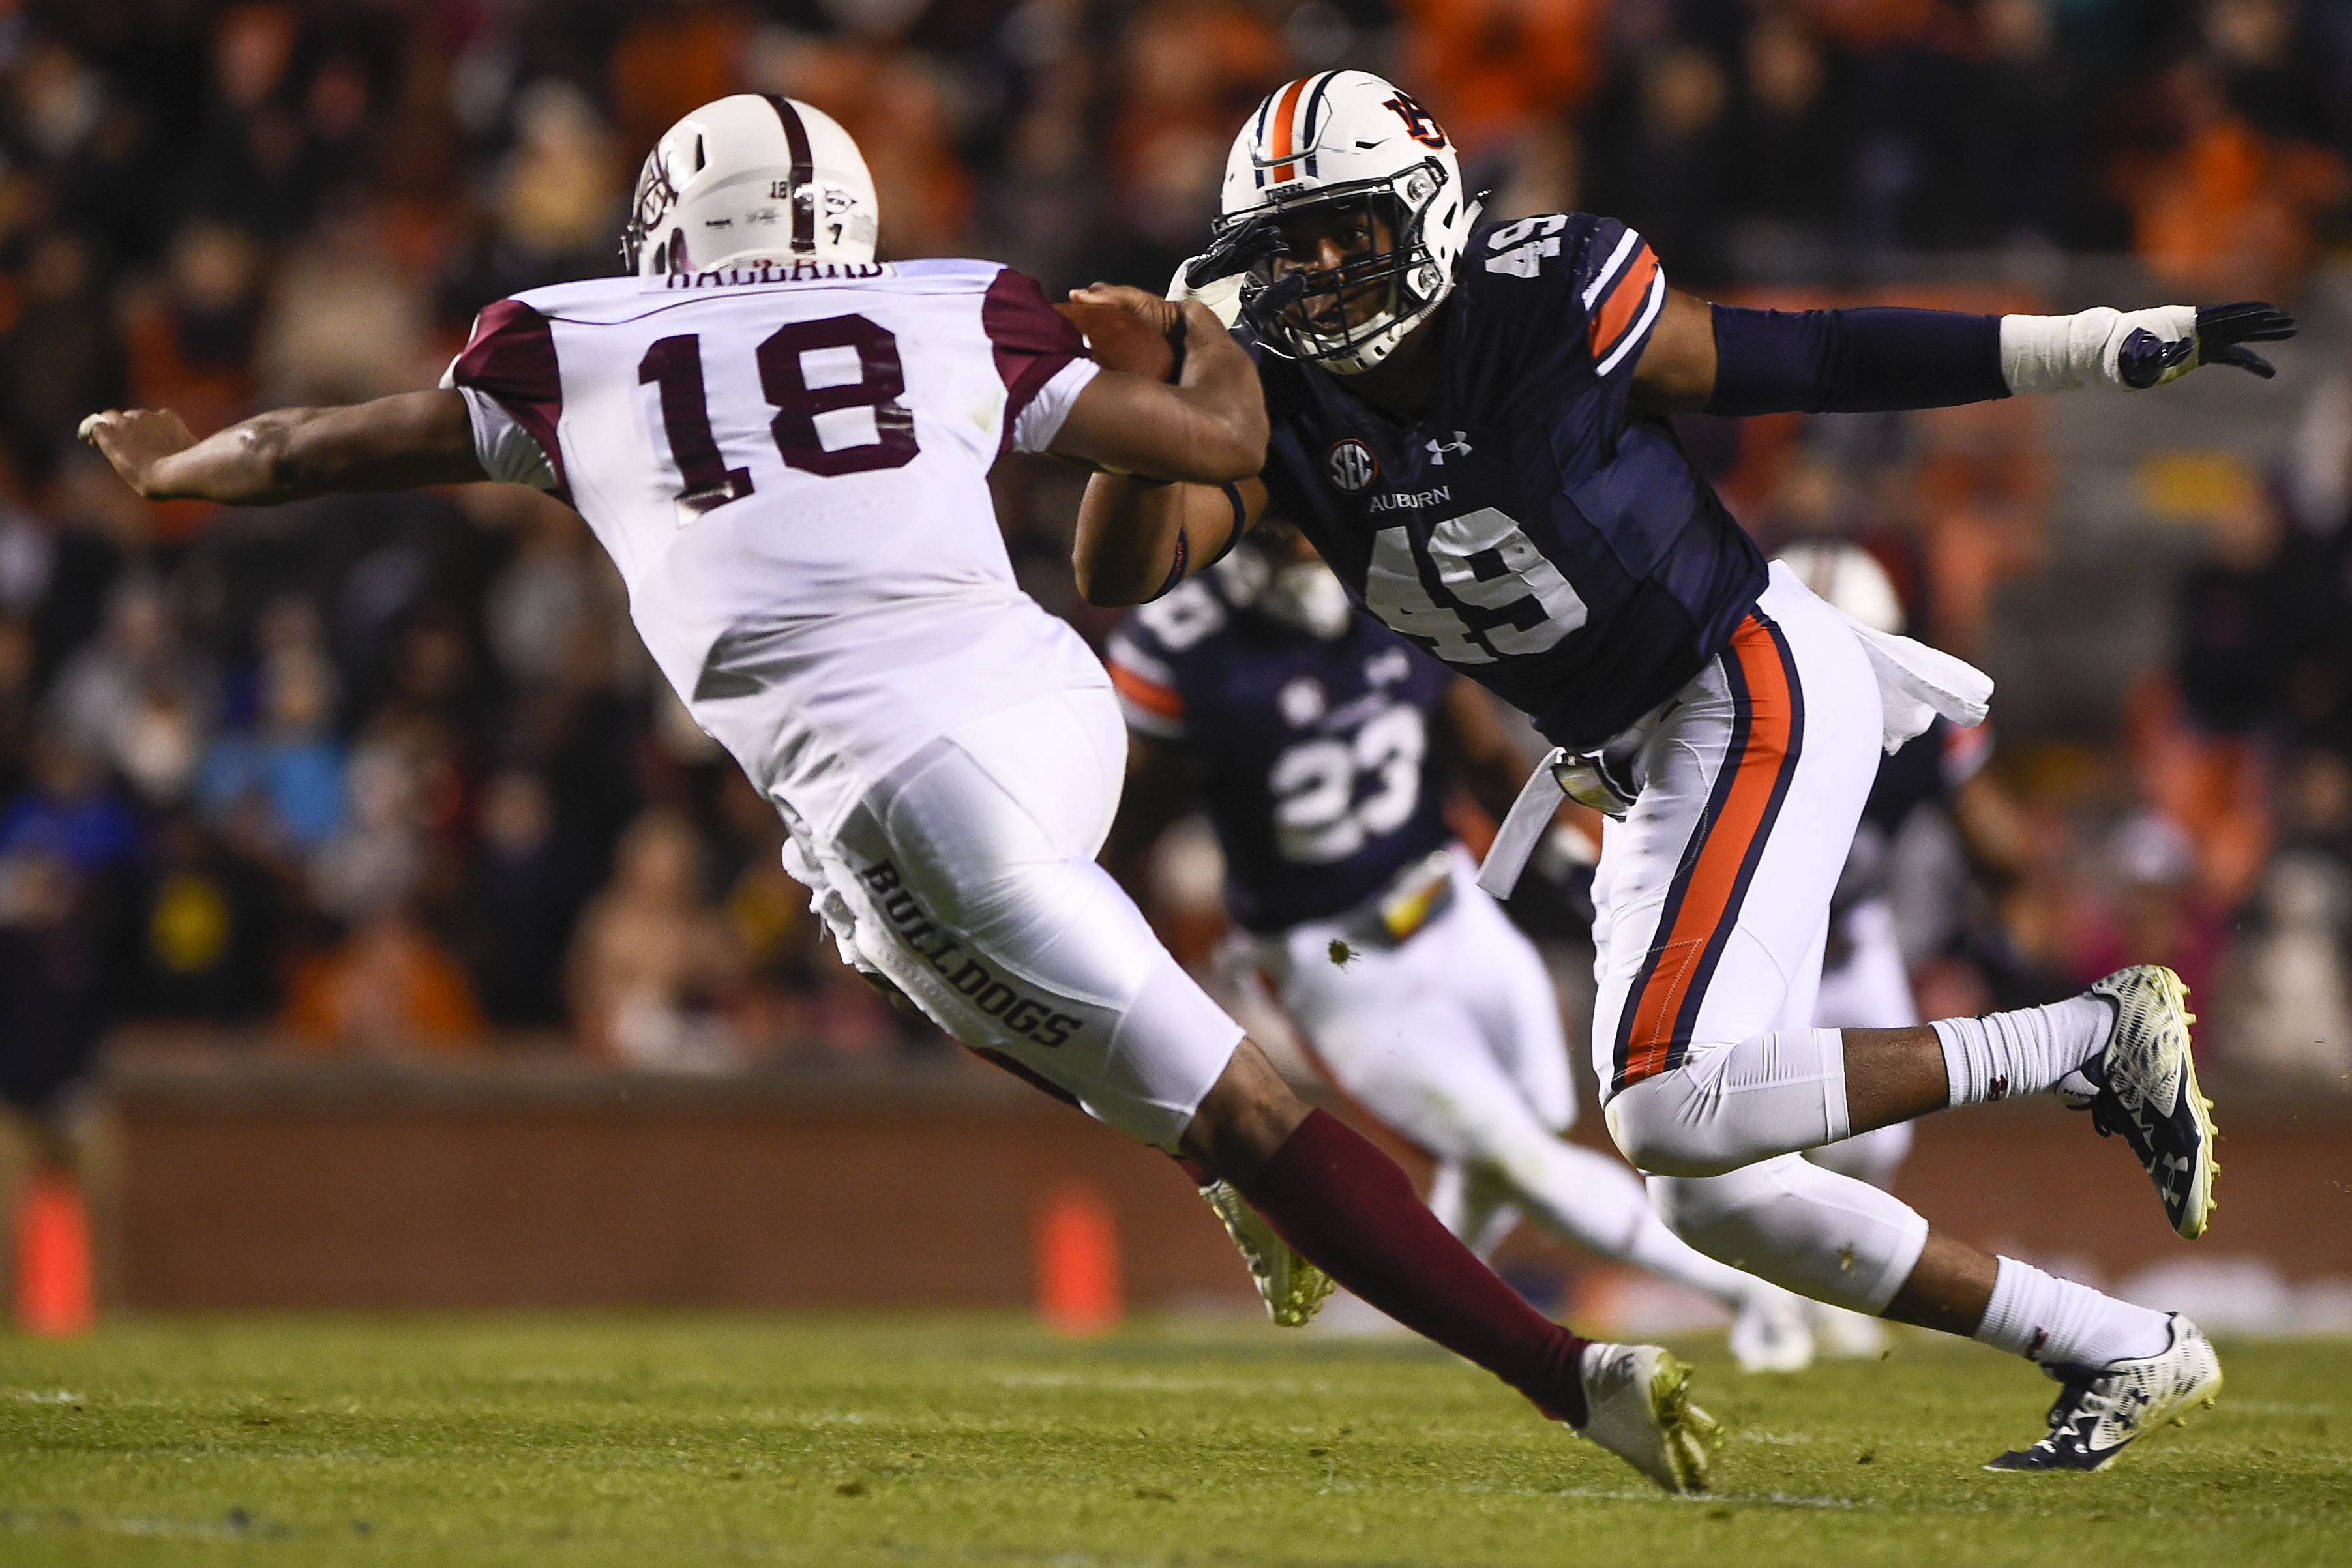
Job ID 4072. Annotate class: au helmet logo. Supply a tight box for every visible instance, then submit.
[1382,93,1446,150]
[1327,439,1378,493]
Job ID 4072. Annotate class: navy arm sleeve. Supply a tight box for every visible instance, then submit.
[1705,304,2009,415]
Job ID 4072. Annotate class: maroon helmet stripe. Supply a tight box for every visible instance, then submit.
[763,95,817,254]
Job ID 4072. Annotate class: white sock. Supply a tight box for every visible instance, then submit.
[1973,1256,2173,1365]
[1931,996,2113,1107]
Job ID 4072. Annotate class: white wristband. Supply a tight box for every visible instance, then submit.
[1999,305,2199,393]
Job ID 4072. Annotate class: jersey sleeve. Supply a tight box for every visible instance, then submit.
[981,267,1099,458]
[440,299,569,500]
[1474,213,1667,384]
[1570,216,1667,378]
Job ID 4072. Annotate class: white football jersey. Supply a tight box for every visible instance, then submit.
[443,258,1105,836]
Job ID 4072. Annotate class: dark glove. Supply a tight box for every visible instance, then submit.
[2117,301,2297,389]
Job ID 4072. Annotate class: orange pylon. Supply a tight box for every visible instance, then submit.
[14,1169,95,1338]
[1035,1181,1123,1336]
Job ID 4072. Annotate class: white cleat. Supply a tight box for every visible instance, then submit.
[1198,1180,1334,1327]
[1568,1341,1723,1494]
[2071,965,2220,1240]
[1727,1287,1815,1374]
[1986,1312,2223,1472]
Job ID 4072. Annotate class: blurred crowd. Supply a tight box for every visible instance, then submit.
[0,0,2347,1090]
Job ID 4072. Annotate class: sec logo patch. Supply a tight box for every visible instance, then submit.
[1326,439,1378,494]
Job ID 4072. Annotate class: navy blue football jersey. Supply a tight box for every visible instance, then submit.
[1107,570,1455,934]
[1242,213,1768,753]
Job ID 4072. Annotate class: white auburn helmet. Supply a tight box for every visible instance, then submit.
[621,94,878,276]
[1195,71,1478,374]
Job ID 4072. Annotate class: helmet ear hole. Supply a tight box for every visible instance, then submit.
[694,135,706,173]
[666,228,689,274]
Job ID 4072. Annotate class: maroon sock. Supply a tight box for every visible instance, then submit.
[1238,1110,1590,1425]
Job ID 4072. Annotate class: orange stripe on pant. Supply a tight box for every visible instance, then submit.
[1613,614,1803,1090]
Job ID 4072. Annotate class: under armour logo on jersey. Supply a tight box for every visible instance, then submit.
[1426,432,1471,464]
[1326,439,1378,493]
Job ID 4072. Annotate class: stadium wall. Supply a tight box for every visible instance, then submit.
[94,1053,2352,1312]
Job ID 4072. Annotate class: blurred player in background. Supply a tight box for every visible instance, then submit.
[1079,68,2294,1472]
[1104,522,1814,1370]
[79,95,1721,1493]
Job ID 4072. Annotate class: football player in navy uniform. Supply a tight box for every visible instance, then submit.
[1068,68,2295,1472]
[1103,524,1817,1371]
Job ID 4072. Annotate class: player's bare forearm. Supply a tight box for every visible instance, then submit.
[82,390,486,505]
[1050,298,1268,483]
[1073,474,1264,607]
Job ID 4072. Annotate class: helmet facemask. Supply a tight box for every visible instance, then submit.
[619,147,681,273]
[1202,160,1455,374]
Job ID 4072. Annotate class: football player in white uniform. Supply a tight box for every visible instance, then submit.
[1077,69,2288,1472]
[1105,525,1817,1371]
[80,95,1721,1493]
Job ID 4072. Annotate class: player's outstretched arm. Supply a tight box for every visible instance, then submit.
[80,391,487,505]
[1628,287,2295,418]
[1060,288,1272,607]
[1072,471,1267,607]
[1050,294,1268,484]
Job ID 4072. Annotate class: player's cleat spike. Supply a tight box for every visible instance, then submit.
[2072,965,2218,1239]
[1198,1180,1334,1327]
[1984,1314,2222,1472]
[1566,1342,1722,1494]
[1727,1287,1815,1374]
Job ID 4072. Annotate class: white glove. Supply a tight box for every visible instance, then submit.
[1168,257,1244,329]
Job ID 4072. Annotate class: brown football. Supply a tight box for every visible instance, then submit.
[1054,298,1180,382]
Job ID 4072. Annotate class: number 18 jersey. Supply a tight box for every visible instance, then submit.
[443,259,1105,837]
[1245,213,1768,755]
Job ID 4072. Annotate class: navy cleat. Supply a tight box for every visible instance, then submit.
[1986,1314,2222,1472]
[2066,966,2219,1240]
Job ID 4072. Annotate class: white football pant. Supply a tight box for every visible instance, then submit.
[1590,565,1932,1314]
[705,679,1243,1148]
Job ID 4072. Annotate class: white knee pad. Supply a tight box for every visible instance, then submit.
[1647,1153,1929,1315]
[1603,1028,1849,1177]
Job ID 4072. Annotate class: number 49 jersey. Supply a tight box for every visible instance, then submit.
[1107,570,1453,934]
[443,259,1105,837]
[1245,213,1768,754]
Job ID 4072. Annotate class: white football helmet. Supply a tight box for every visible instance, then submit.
[1193,71,1478,374]
[621,94,879,276]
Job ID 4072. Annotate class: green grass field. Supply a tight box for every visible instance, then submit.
[3,1314,2347,1567]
